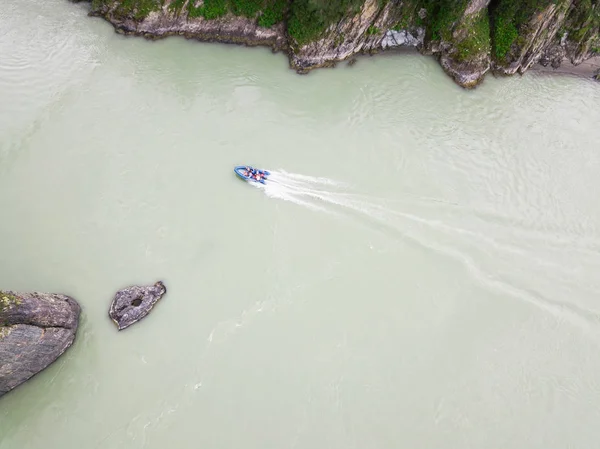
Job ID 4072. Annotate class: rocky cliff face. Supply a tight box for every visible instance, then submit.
[81,0,600,87]
[0,291,81,398]
[491,0,600,75]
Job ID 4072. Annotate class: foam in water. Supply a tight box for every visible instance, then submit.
[251,170,600,342]
[250,170,351,213]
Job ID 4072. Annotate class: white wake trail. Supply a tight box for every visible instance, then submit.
[252,169,600,342]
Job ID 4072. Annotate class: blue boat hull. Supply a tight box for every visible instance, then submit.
[234,166,270,184]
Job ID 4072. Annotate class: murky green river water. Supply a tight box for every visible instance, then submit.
[2,1,600,448]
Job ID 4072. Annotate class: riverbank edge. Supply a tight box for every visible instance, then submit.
[89,9,289,53]
[79,1,599,87]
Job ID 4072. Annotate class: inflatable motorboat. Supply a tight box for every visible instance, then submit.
[234,166,270,184]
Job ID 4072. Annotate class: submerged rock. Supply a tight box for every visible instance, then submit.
[0,291,80,398]
[109,281,166,331]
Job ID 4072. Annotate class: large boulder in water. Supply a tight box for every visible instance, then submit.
[0,291,81,398]
[109,281,166,331]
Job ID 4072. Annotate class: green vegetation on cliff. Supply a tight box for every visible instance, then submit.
[490,0,600,64]
[89,0,599,85]
[187,0,228,19]
[393,0,490,63]
[184,0,286,24]
[258,0,287,27]
[287,0,482,46]
[490,0,559,60]
[420,0,470,41]
[288,0,364,45]
[566,0,600,45]
[286,0,480,45]
[454,10,491,61]
[92,0,160,20]
[389,0,492,59]
[95,0,288,26]
[94,0,600,59]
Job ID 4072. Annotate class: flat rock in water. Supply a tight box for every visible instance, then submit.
[0,291,81,398]
[109,281,166,331]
